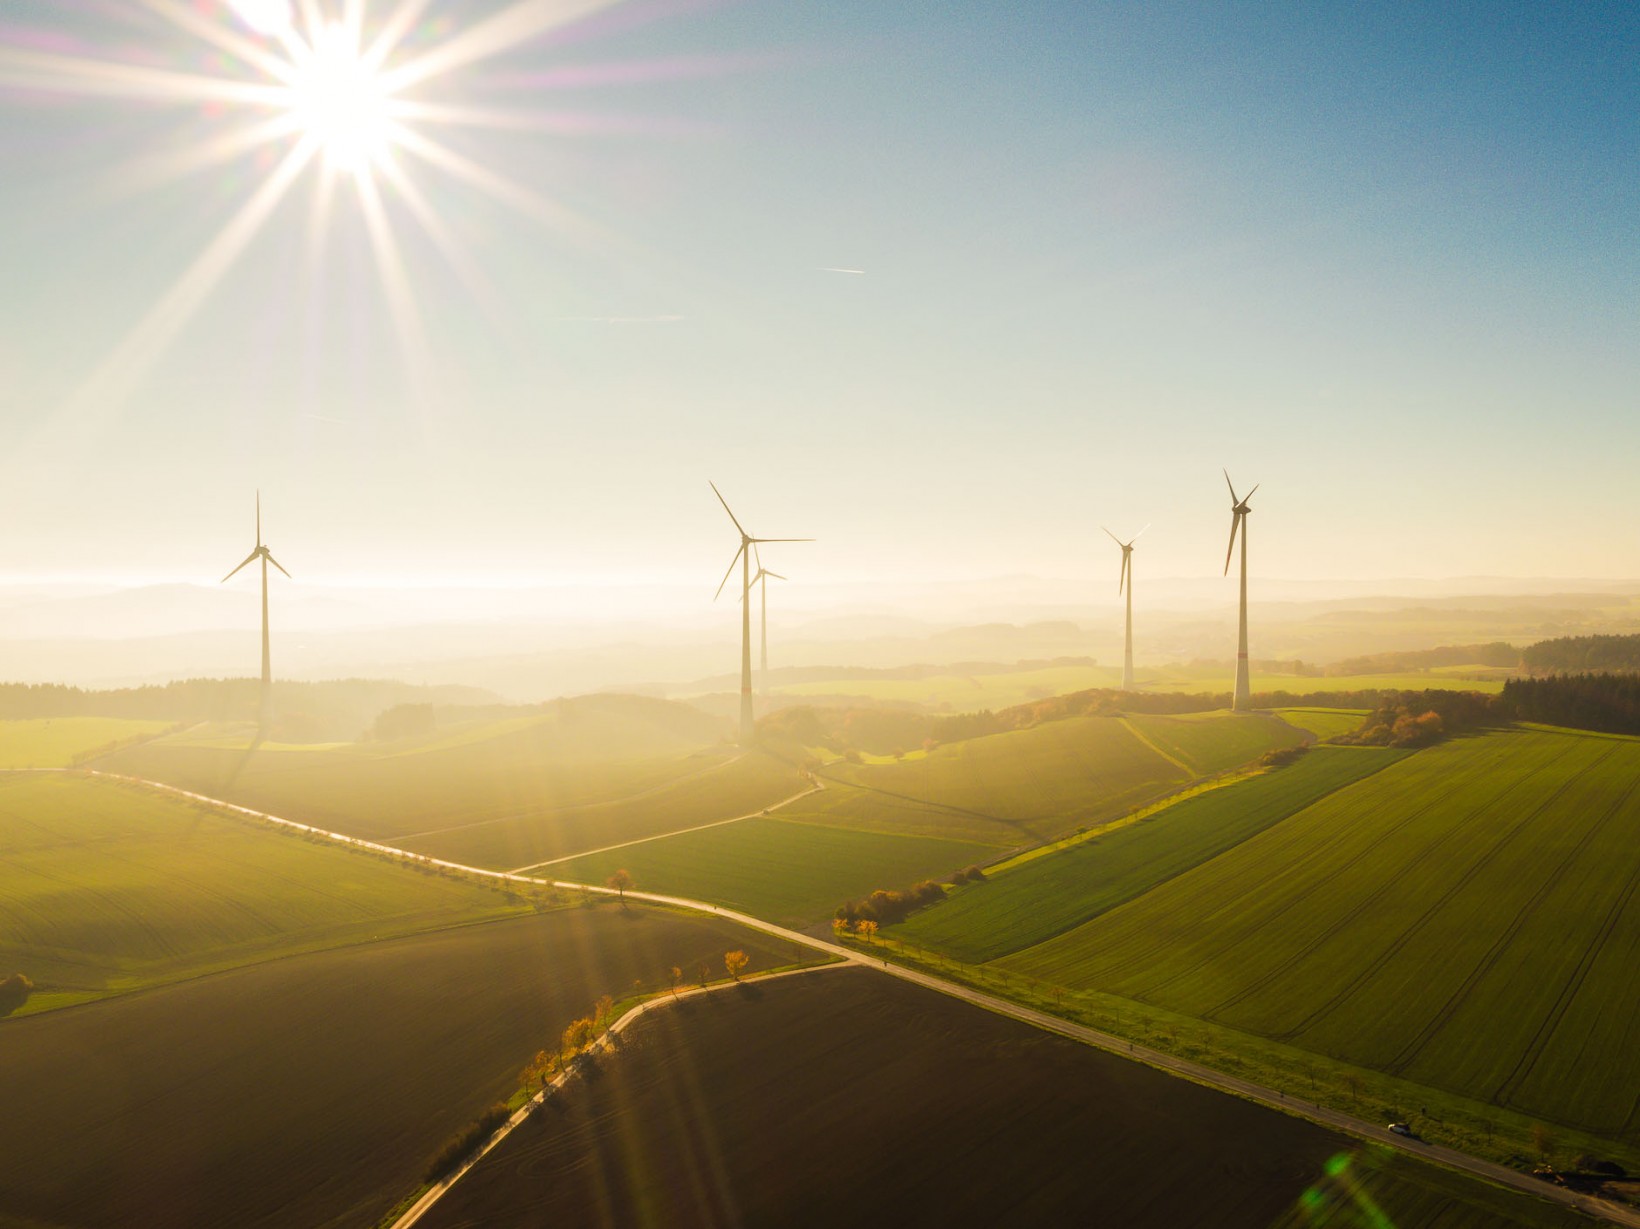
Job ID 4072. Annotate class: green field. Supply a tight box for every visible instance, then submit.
[0,717,175,768]
[896,747,1408,963]
[1272,707,1370,740]
[774,663,1122,711]
[0,907,802,1229]
[1001,727,1640,1149]
[105,713,808,869]
[0,772,522,1012]
[1123,710,1309,773]
[549,816,1001,925]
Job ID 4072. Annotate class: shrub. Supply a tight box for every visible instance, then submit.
[0,973,33,1018]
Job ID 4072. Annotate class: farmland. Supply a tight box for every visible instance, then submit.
[416,968,1585,1229]
[0,716,174,768]
[0,772,522,1012]
[896,746,1408,963]
[103,700,808,868]
[0,907,802,1229]
[1001,726,1640,1151]
[548,816,1001,926]
[543,710,1314,924]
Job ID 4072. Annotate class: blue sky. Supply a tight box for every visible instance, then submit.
[0,0,1635,591]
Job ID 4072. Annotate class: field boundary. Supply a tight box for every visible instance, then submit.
[90,768,1640,1229]
[384,961,851,1229]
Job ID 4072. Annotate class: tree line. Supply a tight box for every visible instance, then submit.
[1501,674,1640,735]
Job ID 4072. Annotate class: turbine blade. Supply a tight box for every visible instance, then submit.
[709,481,748,538]
[752,540,762,571]
[1102,526,1123,547]
[1243,483,1259,503]
[222,549,258,583]
[266,553,292,579]
[748,537,813,544]
[1223,468,1239,504]
[1223,513,1241,576]
[256,490,262,547]
[1120,553,1129,595]
[1133,522,1150,542]
[713,544,745,601]
[765,571,787,581]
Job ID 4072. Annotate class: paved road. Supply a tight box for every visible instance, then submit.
[88,769,1640,1229]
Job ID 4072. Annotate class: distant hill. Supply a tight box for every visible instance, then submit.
[0,678,500,742]
[1521,633,1640,674]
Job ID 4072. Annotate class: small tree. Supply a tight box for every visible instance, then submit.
[831,917,852,938]
[606,868,634,904]
[698,961,710,988]
[725,950,749,981]
[857,919,879,943]
[669,965,682,997]
[1532,1123,1555,1167]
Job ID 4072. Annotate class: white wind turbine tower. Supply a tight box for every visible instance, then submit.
[1103,525,1146,691]
[711,483,810,742]
[222,492,291,734]
[749,556,788,697]
[1222,471,1258,712]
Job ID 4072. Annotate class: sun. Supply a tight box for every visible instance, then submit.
[285,23,395,173]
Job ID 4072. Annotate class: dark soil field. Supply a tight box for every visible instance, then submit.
[0,907,803,1229]
[418,969,1586,1229]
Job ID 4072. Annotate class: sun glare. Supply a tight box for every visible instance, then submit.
[288,25,394,173]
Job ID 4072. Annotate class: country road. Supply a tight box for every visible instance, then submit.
[87,768,1640,1229]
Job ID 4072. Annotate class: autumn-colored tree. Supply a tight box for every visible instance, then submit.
[594,994,615,1026]
[607,868,634,904]
[856,919,879,943]
[725,950,750,981]
[830,917,852,938]
[669,965,683,997]
[698,961,710,987]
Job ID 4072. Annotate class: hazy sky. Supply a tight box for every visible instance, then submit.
[1,1,1635,593]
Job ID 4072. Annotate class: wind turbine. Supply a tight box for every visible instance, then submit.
[1222,471,1258,712]
[748,557,788,697]
[711,483,810,742]
[222,492,291,733]
[1102,524,1146,691]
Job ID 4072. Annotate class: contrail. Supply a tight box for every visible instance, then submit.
[819,267,865,274]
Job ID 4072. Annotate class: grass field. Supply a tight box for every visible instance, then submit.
[1123,709,1309,773]
[548,816,1002,925]
[0,717,174,768]
[0,772,523,1012]
[416,969,1586,1229]
[1273,707,1370,740]
[773,663,1122,710]
[817,715,1190,844]
[105,717,807,869]
[1001,726,1640,1150]
[0,908,803,1229]
[896,746,1409,964]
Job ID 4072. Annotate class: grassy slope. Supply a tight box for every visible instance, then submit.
[1123,709,1308,773]
[1273,707,1370,739]
[0,717,173,768]
[1003,727,1640,1148]
[418,969,1584,1229]
[0,908,803,1229]
[0,773,523,1012]
[104,715,807,868]
[896,747,1408,963]
[814,714,1192,844]
[550,816,999,926]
